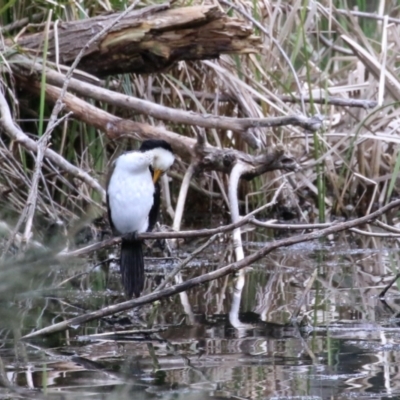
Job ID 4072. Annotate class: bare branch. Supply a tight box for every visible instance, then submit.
[1,13,44,33]
[149,87,377,109]
[229,162,250,262]
[17,77,299,177]
[57,183,289,261]
[172,163,196,232]
[349,227,400,238]
[56,215,257,260]
[11,57,322,148]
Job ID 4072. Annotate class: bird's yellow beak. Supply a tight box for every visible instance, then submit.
[153,169,163,184]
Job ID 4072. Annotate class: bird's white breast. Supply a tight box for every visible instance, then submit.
[107,152,154,235]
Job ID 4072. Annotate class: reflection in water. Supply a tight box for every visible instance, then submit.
[1,232,400,398]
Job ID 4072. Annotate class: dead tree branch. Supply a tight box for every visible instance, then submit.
[227,162,250,327]
[56,215,257,260]
[1,12,44,33]
[171,163,196,247]
[17,77,299,177]
[196,142,297,176]
[10,56,322,148]
[11,4,260,77]
[22,198,400,339]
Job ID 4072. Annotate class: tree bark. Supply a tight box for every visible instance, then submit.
[12,4,260,77]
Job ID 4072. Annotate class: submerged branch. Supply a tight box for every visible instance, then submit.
[23,198,400,339]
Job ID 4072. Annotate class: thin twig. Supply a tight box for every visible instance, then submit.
[22,112,71,245]
[155,234,220,291]
[0,91,104,197]
[246,182,286,218]
[1,13,44,33]
[349,227,400,238]
[57,187,287,260]
[150,87,377,109]
[251,220,332,230]
[379,273,400,299]
[374,220,400,234]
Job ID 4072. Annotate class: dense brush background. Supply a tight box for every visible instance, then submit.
[0,0,400,243]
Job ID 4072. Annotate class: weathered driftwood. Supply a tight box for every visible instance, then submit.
[12,4,260,76]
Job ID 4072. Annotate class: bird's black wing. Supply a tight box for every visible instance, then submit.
[139,141,163,232]
[147,180,161,232]
[106,192,117,235]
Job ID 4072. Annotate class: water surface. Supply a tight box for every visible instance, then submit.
[1,232,400,399]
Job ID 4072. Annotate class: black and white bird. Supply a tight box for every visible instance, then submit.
[107,140,175,298]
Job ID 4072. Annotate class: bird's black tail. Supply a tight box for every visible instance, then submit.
[120,238,144,298]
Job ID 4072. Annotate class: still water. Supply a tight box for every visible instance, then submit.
[1,232,400,399]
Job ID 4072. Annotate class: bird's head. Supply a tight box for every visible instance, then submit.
[139,140,175,183]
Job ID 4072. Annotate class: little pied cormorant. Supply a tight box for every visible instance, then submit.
[107,140,175,298]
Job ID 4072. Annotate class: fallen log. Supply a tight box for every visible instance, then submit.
[11,4,261,76]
